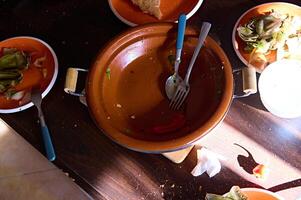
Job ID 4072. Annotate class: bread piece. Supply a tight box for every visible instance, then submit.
[131,0,162,19]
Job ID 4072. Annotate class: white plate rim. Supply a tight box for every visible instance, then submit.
[232,2,301,69]
[0,36,59,114]
[108,0,204,27]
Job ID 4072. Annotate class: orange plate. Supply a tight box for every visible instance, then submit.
[241,188,284,200]
[86,23,233,153]
[0,37,58,113]
[109,0,202,26]
[232,2,301,72]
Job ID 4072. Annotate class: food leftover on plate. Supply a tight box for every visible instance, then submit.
[131,0,162,19]
[237,10,301,67]
[206,186,248,200]
[0,46,48,103]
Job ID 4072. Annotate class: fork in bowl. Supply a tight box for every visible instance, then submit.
[169,22,211,110]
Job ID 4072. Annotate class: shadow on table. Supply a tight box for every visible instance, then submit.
[236,93,267,112]
[268,179,301,192]
[234,143,259,174]
[226,103,301,169]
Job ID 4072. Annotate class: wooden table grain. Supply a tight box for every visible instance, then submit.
[0,0,301,199]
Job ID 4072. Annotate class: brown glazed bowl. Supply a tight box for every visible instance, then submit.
[86,23,233,153]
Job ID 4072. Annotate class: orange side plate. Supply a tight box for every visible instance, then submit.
[110,0,200,25]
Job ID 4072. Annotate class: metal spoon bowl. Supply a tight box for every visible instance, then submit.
[165,14,187,99]
[165,74,183,99]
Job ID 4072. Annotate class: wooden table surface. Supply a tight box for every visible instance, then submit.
[1,0,301,199]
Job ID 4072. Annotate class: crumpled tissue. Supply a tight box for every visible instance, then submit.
[191,148,222,178]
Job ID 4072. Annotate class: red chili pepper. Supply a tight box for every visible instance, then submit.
[150,113,186,134]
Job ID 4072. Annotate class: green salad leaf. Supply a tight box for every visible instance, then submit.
[206,186,248,200]
[237,10,285,53]
[0,49,28,94]
[0,51,28,70]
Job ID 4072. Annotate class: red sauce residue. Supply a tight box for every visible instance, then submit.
[0,38,55,109]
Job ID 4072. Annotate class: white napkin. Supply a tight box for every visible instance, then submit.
[191,148,222,178]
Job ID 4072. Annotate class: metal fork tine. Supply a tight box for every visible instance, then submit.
[169,89,181,108]
[170,87,186,110]
[171,90,183,109]
[173,91,185,110]
[175,91,189,110]
[168,22,211,110]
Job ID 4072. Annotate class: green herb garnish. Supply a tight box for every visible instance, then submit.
[106,67,111,80]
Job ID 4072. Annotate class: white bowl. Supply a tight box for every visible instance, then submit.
[259,59,301,118]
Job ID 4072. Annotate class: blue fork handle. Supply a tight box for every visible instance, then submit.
[176,14,187,50]
[41,125,56,161]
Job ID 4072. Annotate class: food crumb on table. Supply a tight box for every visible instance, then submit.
[198,185,202,192]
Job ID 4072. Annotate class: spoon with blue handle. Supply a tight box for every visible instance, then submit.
[165,14,187,100]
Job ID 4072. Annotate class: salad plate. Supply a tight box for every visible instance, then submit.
[0,37,58,113]
[232,2,301,72]
[206,186,284,200]
[108,0,203,26]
